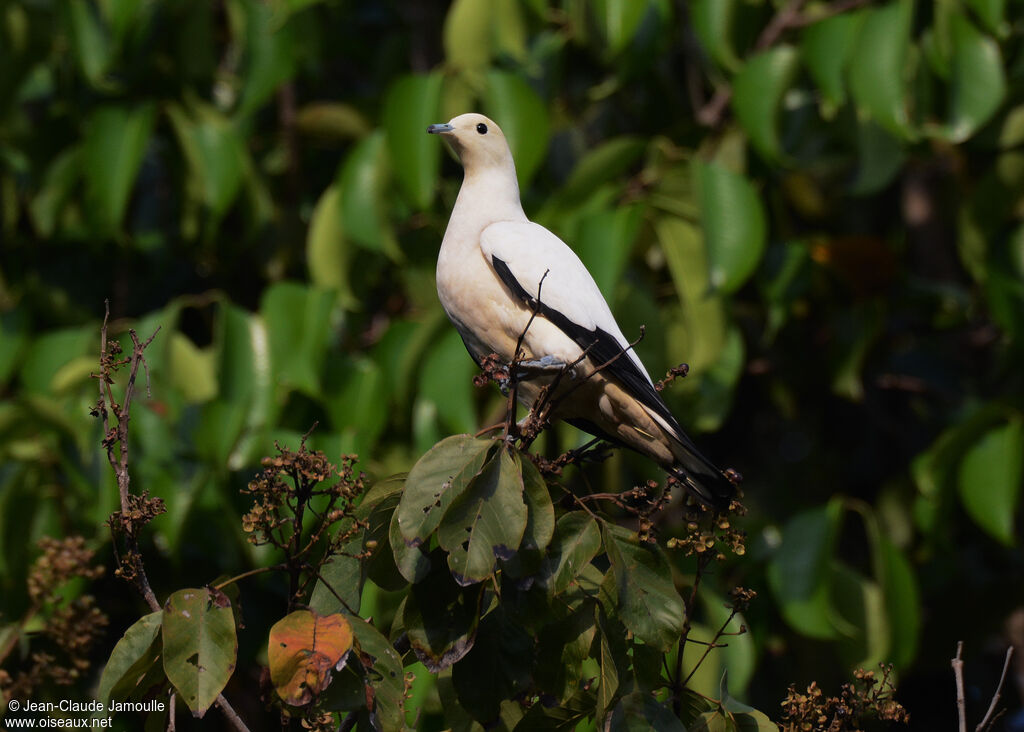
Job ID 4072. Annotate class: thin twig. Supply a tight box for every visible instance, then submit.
[167,693,175,732]
[953,642,967,732]
[976,647,1015,732]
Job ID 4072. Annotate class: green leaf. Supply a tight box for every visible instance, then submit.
[29,147,82,238]
[575,205,644,298]
[848,0,914,139]
[19,327,95,395]
[539,512,603,594]
[418,328,478,436]
[691,0,740,71]
[438,447,528,586]
[347,616,407,728]
[535,607,597,703]
[537,137,645,220]
[966,0,1008,36]
[83,104,157,235]
[65,0,111,85]
[309,531,364,616]
[338,130,401,259]
[167,104,247,220]
[161,588,237,717]
[98,612,163,704]
[946,13,1006,142]
[767,499,844,639]
[609,691,686,731]
[694,161,767,294]
[801,11,866,115]
[591,0,651,56]
[384,72,443,210]
[402,556,485,671]
[958,419,1022,546]
[259,281,337,395]
[324,357,389,459]
[396,434,498,543]
[443,0,492,70]
[168,333,218,404]
[602,524,685,651]
[732,45,800,161]
[234,0,296,118]
[306,184,358,309]
[485,70,550,188]
[503,456,555,577]
[452,606,533,724]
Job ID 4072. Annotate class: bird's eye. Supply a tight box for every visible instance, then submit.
[476,123,488,135]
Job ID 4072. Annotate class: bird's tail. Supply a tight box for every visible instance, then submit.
[667,439,739,512]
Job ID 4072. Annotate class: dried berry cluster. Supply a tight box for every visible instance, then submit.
[241,435,370,609]
[1,538,108,701]
[779,666,910,731]
[655,362,690,392]
[666,488,748,560]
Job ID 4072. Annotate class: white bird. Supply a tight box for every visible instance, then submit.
[427,113,736,509]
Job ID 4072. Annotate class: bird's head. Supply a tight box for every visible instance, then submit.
[427,113,515,176]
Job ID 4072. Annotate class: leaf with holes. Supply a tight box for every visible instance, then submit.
[438,446,528,586]
[161,588,237,717]
[396,434,498,544]
[268,610,353,706]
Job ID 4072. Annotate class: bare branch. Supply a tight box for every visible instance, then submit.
[976,647,1015,732]
[953,642,967,732]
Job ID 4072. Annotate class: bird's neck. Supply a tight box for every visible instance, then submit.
[453,164,527,225]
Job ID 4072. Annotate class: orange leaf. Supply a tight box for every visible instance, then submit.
[267,609,353,706]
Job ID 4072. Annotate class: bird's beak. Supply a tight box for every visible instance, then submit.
[427,123,455,135]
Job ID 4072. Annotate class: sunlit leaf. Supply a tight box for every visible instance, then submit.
[443,0,492,70]
[397,434,498,543]
[485,70,550,188]
[162,588,237,717]
[848,0,914,139]
[966,0,1009,37]
[168,332,218,404]
[306,184,358,309]
[418,328,478,436]
[234,0,296,118]
[591,0,650,55]
[958,419,1022,546]
[65,0,110,85]
[946,13,1006,142]
[338,130,401,259]
[268,610,353,706]
[384,73,443,210]
[694,161,767,294]
[732,45,800,161]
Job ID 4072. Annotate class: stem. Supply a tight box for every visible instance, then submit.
[953,642,967,732]
[976,647,1014,732]
[213,564,289,590]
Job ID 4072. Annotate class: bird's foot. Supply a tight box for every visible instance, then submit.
[513,355,571,381]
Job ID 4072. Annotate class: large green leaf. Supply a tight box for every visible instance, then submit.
[958,419,1022,546]
[535,607,597,703]
[848,0,914,139]
[162,588,237,717]
[731,45,800,161]
[537,137,645,221]
[609,691,686,731]
[167,103,247,219]
[438,447,528,585]
[97,612,163,704]
[397,434,498,543]
[591,0,651,55]
[443,0,492,70]
[767,499,844,639]
[384,73,443,210]
[306,184,357,308]
[338,130,401,259]
[694,161,766,294]
[418,328,478,436]
[504,456,555,577]
[234,0,296,118]
[539,512,603,595]
[65,0,111,85]
[691,0,740,71]
[801,11,866,115]
[946,12,1006,142]
[575,204,644,298]
[260,281,337,396]
[347,616,407,729]
[485,70,550,188]
[82,104,157,236]
[602,524,685,651]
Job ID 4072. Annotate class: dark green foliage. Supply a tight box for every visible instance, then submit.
[2,0,1023,729]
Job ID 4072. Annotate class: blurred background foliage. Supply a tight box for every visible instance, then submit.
[1,0,1023,728]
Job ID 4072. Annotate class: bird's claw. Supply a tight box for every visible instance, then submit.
[514,355,571,381]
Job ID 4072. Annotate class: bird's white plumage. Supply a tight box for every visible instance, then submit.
[427,112,735,508]
[479,220,651,384]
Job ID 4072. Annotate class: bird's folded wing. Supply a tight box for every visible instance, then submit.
[479,220,685,438]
